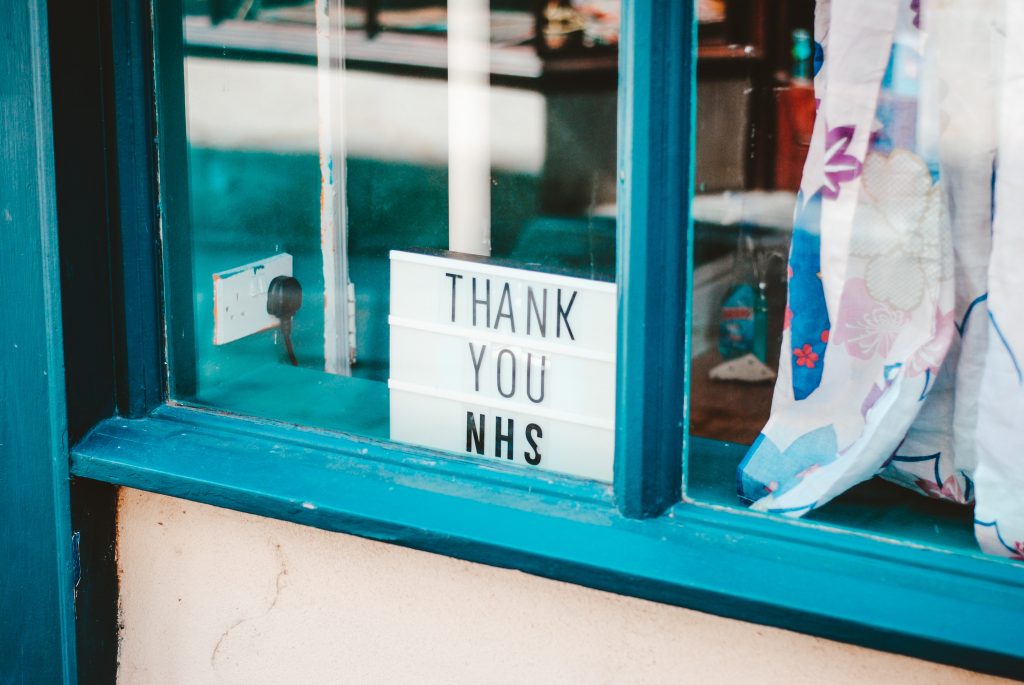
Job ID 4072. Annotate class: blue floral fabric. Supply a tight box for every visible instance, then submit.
[737,0,1024,561]
[787,193,829,401]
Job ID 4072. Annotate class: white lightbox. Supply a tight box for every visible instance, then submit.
[388,251,616,482]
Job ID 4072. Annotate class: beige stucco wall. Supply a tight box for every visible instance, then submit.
[115,488,1010,684]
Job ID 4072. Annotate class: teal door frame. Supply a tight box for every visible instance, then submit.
[0,0,78,680]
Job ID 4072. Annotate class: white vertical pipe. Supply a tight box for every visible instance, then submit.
[317,0,352,374]
[448,0,492,256]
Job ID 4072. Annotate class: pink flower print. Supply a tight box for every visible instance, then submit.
[843,305,905,359]
[820,329,830,343]
[906,307,955,377]
[821,124,862,199]
[915,475,966,504]
[1014,541,1024,561]
[783,306,794,331]
[834,279,907,360]
[794,344,819,368]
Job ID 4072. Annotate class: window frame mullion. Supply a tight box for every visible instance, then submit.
[614,0,694,518]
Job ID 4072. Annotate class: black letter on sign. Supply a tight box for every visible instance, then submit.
[557,289,577,340]
[527,287,547,337]
[526,353,546,404]
[468,342,486,392]
[466,412,485,455]
[496,348,516,399]
[472,277,490,328]
[524,423,543,465]
[495,416,514,460]
[494,282,516,333]
[446,272,463,322]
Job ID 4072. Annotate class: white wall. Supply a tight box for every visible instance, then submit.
[115,488,1010,684]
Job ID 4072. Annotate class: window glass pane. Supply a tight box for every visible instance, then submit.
[685,0,1010,556]
[165,0,620,481]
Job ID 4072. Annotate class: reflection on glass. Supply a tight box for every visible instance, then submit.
[167,0,619,481]
[688,1,804,449]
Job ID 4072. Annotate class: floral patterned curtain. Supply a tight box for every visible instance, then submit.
[737,0,1024,560]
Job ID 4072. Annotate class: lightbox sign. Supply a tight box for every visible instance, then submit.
[388,251,616,482]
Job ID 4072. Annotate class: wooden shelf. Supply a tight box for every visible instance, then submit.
[183,16,616,89]
[183,16,763,91]
[697,43,763,61]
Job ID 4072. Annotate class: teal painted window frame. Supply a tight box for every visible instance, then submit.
[1,0,79,680]
[63,0,1024,679]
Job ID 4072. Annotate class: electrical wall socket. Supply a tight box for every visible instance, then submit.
[213,253,293,345]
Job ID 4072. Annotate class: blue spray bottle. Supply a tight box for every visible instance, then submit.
[718,231,758,359]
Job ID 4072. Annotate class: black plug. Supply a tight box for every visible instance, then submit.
[267,275,302,366]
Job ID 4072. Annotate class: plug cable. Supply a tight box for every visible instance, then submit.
[267,275,303,366]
